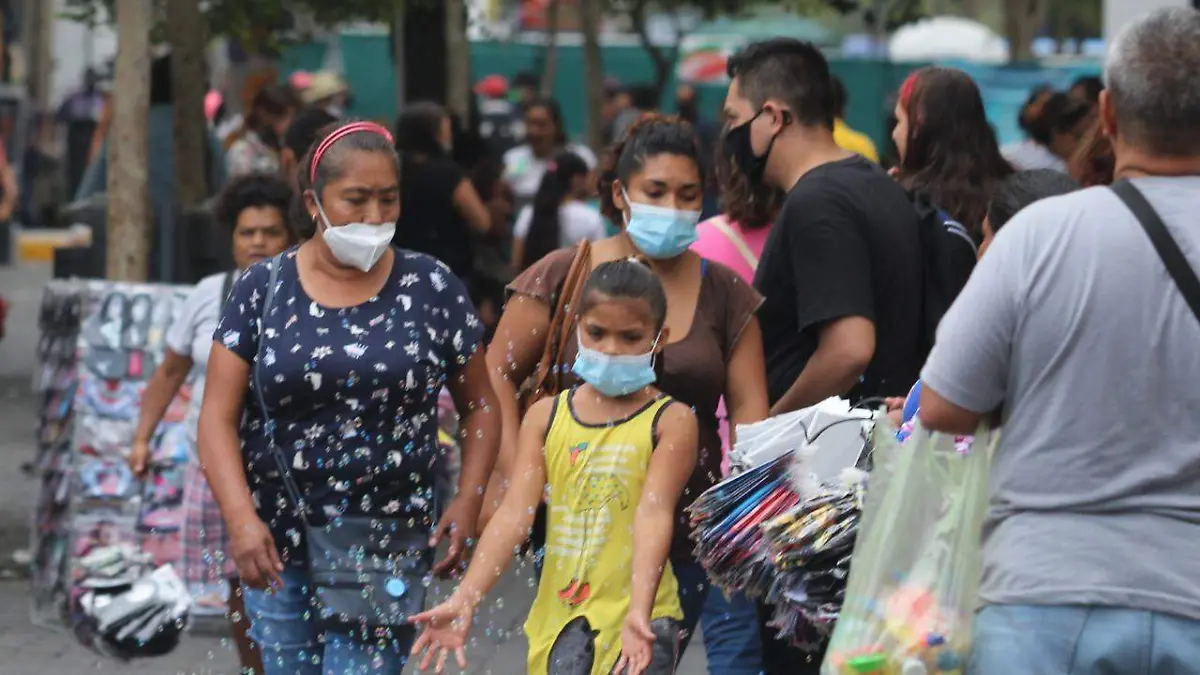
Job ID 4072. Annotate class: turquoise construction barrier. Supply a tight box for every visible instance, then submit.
[277,37,1101,152]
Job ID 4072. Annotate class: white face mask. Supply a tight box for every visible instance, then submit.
[313,197,395,272]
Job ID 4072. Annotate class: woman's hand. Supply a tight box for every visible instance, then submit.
[409,597,474,673]
[128,438,152,478]
[430,494,481,578]
[613,613,656,675]
[228,514,284,590]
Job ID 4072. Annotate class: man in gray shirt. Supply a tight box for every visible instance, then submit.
[920,8,1200,673]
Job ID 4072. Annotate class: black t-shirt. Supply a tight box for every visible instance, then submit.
[754,155,923,405]
[395,156,474,281]
[478,99,522,158]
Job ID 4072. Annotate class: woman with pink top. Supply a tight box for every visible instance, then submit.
[688,139,784,675]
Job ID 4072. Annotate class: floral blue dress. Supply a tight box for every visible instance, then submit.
[214,247,483,565]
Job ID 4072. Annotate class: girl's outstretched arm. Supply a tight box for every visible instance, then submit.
[616,401,698,674]
[409,395,553,671]
[454,393,552,602]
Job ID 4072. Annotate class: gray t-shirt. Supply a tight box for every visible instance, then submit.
[165,271,232,443]
[922,177,1200,621]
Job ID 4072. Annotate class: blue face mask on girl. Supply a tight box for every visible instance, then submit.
[622,188,702,259]
[571,329,662,397]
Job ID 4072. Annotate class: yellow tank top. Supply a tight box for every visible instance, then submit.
[524,388,684,675]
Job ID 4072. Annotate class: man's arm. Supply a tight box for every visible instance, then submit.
[771,193,877,415]
[772,316,874,415]
[918,385,983,435]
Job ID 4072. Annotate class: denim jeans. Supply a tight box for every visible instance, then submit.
[700,586,765,675]
[971,604,1200,675]
[243,567,417,675]
[671,557,713,657]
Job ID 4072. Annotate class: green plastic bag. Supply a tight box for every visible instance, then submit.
[821,422,998,675]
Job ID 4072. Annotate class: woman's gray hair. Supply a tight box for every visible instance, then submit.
[294,121,401,238]
[1105,7,1200,157]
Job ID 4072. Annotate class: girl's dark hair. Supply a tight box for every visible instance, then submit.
[714,124,783,229]
[522,151,589,270]
[215,173,297,240]
[224,84,296,151]
[293,121,401,239]
[1017,85,1054,134]
[597,113,703,223]
[526,97,568,146]
[578,258,668,331]
[986,169,1079,234]
[395,101,448,158]
[1026,92,1090,147]
[1070,75,1104,105]
[1068,115,1114,188]
[897,67,1013,235]
[284,106,338,160]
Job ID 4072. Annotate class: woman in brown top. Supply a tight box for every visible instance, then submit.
[483,114,770,655]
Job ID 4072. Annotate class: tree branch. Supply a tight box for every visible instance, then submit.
[627,0,671,103]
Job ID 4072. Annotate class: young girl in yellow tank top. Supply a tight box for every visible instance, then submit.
[410,259,699,675]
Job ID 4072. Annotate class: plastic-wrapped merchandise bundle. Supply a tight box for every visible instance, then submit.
[821,424,997,675]
[69,544,193,660]
[688,453,799,599]
[689,410,873,651]
[761,485,864,650]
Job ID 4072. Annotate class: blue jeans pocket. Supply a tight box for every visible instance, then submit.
[970,604,1088,675]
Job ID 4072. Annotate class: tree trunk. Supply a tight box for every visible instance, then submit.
[445,0,471,121]
[23,0,54,112]
[579,0,605,151]
[630,0,672,106]
[1004,0,1047,63]
[107,0,152,281]
[167,0,210,207]
[404,1,448,105]
[391,3,405,110]
[539,0,560,97]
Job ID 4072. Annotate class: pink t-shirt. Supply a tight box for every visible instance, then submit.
[691,215,771,283]
[691,215,770,474]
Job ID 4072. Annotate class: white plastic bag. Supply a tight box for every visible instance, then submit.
[731,398,873,478]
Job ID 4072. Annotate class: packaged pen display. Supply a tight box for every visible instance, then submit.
[688,404,876,653]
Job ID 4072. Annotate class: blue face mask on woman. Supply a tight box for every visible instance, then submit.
[571,329,661,397]
[622,188,702,259]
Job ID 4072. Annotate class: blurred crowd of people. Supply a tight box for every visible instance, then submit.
[21,8,1200,673]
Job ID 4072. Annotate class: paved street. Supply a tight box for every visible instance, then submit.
[0,260,709,674]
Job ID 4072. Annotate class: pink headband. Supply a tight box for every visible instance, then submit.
[309,121,395,185]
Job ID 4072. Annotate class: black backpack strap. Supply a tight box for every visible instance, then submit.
[249,255,309,524]
[219,270,234,313]
[1111,180,1200,324]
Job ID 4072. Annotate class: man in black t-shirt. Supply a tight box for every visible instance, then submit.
[725,40,924,674]
[723,38,924,422]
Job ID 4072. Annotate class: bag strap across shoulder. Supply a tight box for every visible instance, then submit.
[529,241,592,405]
[219,270,235,313]
[708,216,759,272]
[249,254,310,524]
[1111,180,1200,324]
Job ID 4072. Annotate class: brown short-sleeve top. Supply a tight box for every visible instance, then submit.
[508,246,764,560]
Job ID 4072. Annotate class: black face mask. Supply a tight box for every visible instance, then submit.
[722,109,781,185]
